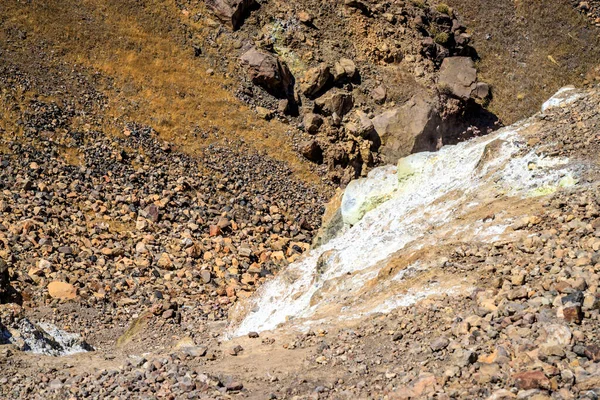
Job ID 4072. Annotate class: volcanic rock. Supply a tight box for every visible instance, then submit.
[315,90,354,117]
[240,47,294,98]
[438,57,490,101]
[512,371,550,390]
[47,281,77,300]
[372,95,441,163]
[333,58,357,82]
[300,140,323,163]
[301,64,331,98]
[205,0,256,30]
[371,85,387,104]
[304,113,323,134]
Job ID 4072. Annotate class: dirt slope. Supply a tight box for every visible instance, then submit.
[0,0,318,180]
[1,1,600,399]
[2,86,600,400]
[446,0,600,123]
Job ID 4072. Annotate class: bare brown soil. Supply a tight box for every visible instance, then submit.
[446,0,600,124]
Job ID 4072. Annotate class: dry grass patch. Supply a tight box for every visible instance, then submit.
[0,0,320,183]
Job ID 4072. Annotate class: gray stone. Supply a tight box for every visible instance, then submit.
[200,270,212,284]
[430,337,450,351]
[472,82,490,100]
[371,85,387,104]
[371,94,441,163]
[438,57,478,100]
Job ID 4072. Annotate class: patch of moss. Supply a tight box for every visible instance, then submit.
[434,32,450,45]
[116,311,152,348]
[436,3,450,15]
[412,0,427,9]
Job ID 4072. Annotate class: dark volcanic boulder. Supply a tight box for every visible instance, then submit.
[205,0,255,30]
[240,47,294,98]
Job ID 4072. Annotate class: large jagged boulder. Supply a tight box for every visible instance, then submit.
[240,47,294,98]
[438,57,489,100]
[301,64,331,98]
[205,0,255,30]
[314,90,354,117]
[371,95,441,163]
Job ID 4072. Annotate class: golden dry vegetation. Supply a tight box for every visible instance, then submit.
[0,0,319,181]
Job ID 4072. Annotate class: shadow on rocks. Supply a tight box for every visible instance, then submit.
[0,259,22,306]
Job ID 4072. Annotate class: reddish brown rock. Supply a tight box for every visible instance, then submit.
[315,90,354,117]
[205,0,255,30]
[304,113,323,134]
[411,374,437,397]
[584,344,600,361]
[157,253,173,270]
[576,375,600,391]
[563,305,583,324]
[240,47,294,98]
[301,64,331,98]
[297,11,313,24]
[300,140,323,163]
[512,370,550,390]
[209,225,221,237]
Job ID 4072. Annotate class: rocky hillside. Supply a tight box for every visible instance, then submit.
[445,0,600,124]
[1,0,600,399]
[2,84,600,399]
[176,0,600,181]
[189,0,501,184]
